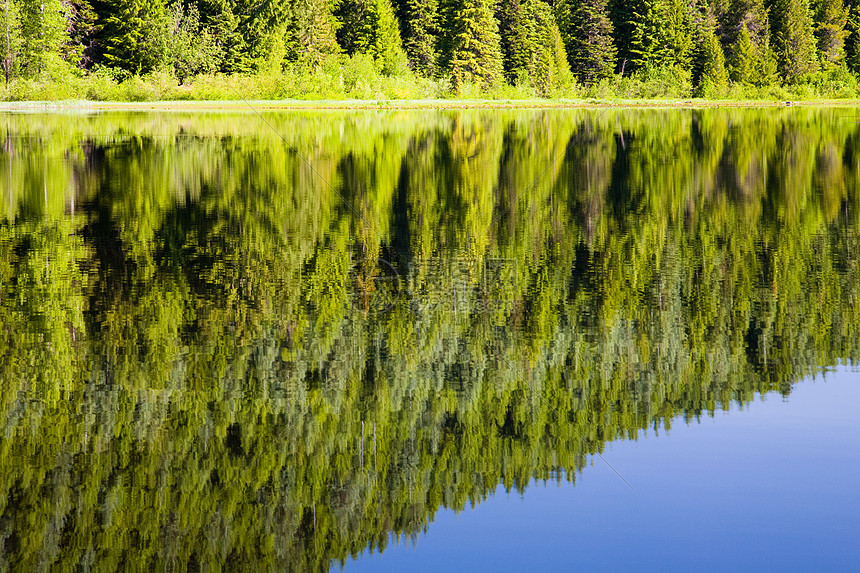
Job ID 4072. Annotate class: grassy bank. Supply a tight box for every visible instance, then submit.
[3,58,860,105]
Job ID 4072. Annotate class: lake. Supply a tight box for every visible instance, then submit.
[0,107,858,571]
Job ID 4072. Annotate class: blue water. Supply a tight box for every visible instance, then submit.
[344,367,860,572]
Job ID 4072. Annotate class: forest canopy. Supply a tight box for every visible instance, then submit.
[3,0,860,98]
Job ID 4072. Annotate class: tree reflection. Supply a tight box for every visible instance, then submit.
[0,107,858,570]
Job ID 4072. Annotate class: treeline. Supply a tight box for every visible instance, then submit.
[1,109,860,568]
[4,0,860,97]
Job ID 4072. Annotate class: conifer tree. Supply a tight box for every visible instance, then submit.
[728,21,779,83]
[557,0,616,83]
[729,22,758,81]
[497,0,570,93]
[812,0,849,67]
[616,0,696,70]
[100,0,170,74]
[846,0,860,73]
[210,1,250,73]
[695,29,729,95]
[627,0,673,69]
[336,0,407,73]
[287,0,341,68]
[63,0,97,69]
[402,0,440,76]
[445,0,504,90]
[168,2,222,83]
[719,0,770,60]
[770,0,820,81]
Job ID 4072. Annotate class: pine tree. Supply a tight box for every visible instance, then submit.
[728,21,778,84]
[168,2,222,84]
[229,0,287,70]
[729,22,758,81]
[336,0,407,73]
[695,28,729,95]
[497,0,570,92]
[210,1,250,73]
[812,0,849,67]
[402,0,440,76]
[616,0,696,70]
[846,0,860,73]
[445,0,504,90]
[770,0,820,81]
[628,0,673,69]
[557,0,616,83]
[719,0,770,62]
[99,0,170,74]
[287,0,341,68]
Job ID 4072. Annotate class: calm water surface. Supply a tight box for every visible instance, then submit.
[0,108,858,571]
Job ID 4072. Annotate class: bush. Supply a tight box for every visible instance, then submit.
[616,65,693,99]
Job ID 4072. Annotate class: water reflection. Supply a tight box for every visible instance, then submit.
[0,108,858,570]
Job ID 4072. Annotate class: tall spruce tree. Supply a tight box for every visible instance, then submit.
[99,0,170,74]
[286,0,341,68]
[727,21,778,83]
[719,0,771,60]
[336,0,407,73]
[614,0,696,71]
[445,0,504,90]
[209,0,250,73]
[846,0,860,72]
[627,0,673,69]
[557,0,616,83]
[168,2,222,83]
[812,0,849,67]
[498,0,571,93]
[695,28,729,94]
[770,0,820,81]
[401,0,440,76]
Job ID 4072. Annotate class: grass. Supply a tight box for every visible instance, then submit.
[2,58,860,108]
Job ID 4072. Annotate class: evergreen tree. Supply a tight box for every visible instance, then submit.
[770,0,820,81]
[719,0,770,61]
[402,0,440,76]
[729,22,758,81]
[63,0,97,69]
[445,0,504,90]
[99,0,170,74]
[812,0,849,67]
[168,2,222,83]
[557,0,616,83]
[846,0,860,73]
[695,29,729,95]
[286,0,341,68]
[497,0,571,93]
[336,0,406,73]
[229,0,290,70]
[728,22,779,83]
[628,0,673,69]
[615,0,696,71]
[210,1,250,73]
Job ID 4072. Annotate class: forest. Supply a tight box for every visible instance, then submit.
[1,108,859,568]
[4,0,860,99]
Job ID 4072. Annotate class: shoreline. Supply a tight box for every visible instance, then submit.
[1,98,859,112]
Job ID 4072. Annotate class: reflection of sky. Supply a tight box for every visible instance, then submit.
[343,367,860,572]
